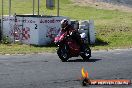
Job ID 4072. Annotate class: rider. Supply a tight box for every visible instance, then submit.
[60,19,85,52]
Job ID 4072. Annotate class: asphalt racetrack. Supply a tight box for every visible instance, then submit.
[0,49,132,88]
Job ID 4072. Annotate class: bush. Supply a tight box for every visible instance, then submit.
[1,36,11,44]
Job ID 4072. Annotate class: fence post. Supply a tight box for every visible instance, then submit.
[0,19,1,41]
[57,0,60,16]
[1,0,4,42]
[9,0,11,16]
[38,0,40,16]
[33,0,35,15]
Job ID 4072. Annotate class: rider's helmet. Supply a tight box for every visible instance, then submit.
[61,19,70,29]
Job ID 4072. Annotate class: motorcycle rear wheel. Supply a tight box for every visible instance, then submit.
[57,45,69,62]
[80,47,91,61]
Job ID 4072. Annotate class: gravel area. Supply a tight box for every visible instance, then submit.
[72,0,132,12]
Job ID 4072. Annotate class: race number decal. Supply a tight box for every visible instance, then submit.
[35,24,38,29]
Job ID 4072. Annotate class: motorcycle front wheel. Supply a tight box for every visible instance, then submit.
[57,45,69,62]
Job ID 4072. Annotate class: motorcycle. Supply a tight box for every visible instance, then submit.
[54,31,91,62]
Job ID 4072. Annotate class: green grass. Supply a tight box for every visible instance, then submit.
[0,44,56,54]
[0,0,132,54]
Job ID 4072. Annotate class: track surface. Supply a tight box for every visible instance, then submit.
[0,49,132,88]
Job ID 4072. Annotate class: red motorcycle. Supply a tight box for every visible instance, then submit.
[54,31,91,62]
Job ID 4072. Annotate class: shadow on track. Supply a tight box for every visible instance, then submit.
[67,58,102,62]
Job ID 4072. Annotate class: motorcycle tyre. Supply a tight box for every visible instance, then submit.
[80,47,91,61]
[57,45,69,62]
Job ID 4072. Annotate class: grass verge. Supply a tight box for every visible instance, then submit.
[0,44,56,54]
